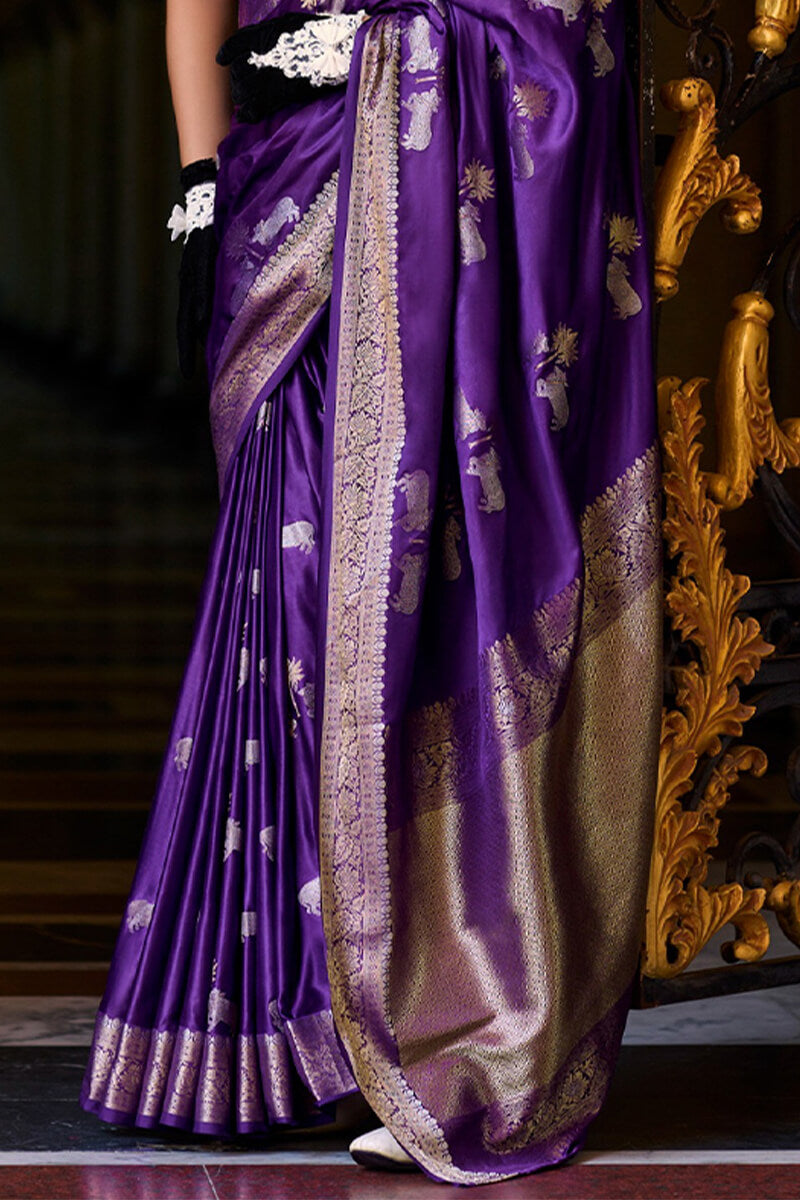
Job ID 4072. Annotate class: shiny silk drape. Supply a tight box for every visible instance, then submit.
[82,0,661,1185]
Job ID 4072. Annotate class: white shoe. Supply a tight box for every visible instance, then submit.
[349,1125,419,1171]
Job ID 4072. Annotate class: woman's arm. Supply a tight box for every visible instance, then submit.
[166,0,238,166]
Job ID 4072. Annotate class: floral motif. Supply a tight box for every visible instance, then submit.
[546,324,580,367]
[608,213,641,256]
[248,13,368,89]
[513,80,551,121]
[460,159,496,203]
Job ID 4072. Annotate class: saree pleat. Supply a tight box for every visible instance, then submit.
[81,339,355,1133]
[83,0,661,1183]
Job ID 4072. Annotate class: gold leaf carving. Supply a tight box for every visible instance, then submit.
[643,378,772,979]
[764,877,800,947]
[654,79,762,301]
[706,291,800,509]
[748,0,800,57]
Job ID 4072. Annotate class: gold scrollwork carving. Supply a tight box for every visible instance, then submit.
[654,79,762,301]
[643,377,772,979]
[764,877,800,946]
[748,0,800,58]
[706,291,800,509]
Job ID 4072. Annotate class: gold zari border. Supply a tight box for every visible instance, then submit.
[318,15,476,1184]
[84,1007,349,1127]
[210,174,339,485]
[317,18,661,1189]
[407,447,661,813]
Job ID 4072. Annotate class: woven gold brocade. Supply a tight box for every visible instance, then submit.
[211,174,339,484]
[317,11,662,1185]
[318,16,471,1183]
[389,581,662,1134]
[84,1008,349,1127]
[407,447,661,812]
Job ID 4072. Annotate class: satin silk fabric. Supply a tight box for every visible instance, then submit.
[309,6,660,1184]
[82,0,661,1184]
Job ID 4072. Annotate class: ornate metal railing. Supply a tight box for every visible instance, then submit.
[639,0,800,1000]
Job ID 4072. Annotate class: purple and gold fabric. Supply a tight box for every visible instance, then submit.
[81,0,661,1185]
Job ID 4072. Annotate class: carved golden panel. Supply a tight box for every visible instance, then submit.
[643,379,772,979]
[653,79,762,302]
[748,0,800,57]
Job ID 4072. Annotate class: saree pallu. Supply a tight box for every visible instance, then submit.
[81,0,661,1185]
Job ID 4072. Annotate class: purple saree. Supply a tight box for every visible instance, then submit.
[81,0,661,1185]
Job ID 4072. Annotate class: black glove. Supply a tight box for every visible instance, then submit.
[168,158,218,380]
[216,14,344,124]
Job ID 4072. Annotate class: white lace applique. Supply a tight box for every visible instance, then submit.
[401,87,440,152]
[224,818,242,861]
[298,875,322,916]
[167,181,216,242]
[282,520,316,554]
[259,657,268,685]
[173,736,193,771]
[259,825,276,860]
[207,987,234,1031]
[403,15,439,73]
[245,739,261,770]
[397,470,431,533]
[248,13,367,88]
[126,899,154,933]
[251,569,261,596]
[252,197,301,248]
[586,16,615,77]
[241,911,257,940]
[605,213,642,319]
